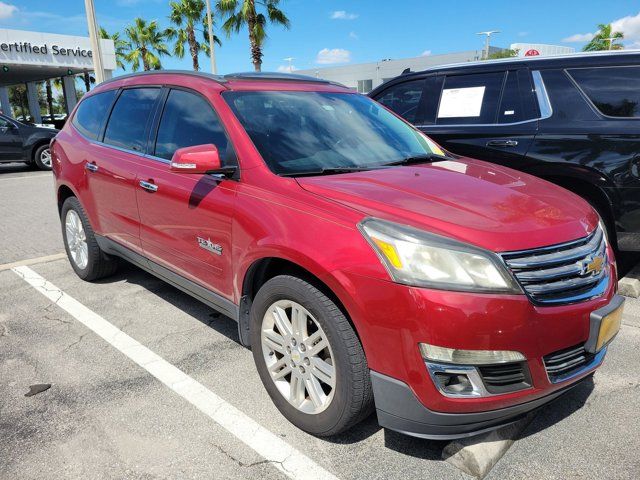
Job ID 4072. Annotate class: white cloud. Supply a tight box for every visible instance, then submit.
[277,64,297,73]
[0,2,17,19]
[612,12,640,46]
[349,31,359,40]
[316,48,351,64]
[421,50,432,56]
[330,10,358,20]
[562,32,594,42]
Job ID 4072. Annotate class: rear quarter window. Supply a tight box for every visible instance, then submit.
[568,66,640,118]
[72,90,117,140]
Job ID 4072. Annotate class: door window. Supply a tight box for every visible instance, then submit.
[72,89,117,140]
[436,72,504,125]
[568,66,640,118]
[375,79,425,123]
[103,88,160,152]
[498,71,527,123]
[153,89,231,162]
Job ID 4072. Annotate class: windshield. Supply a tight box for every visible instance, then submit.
[223,91,442,176]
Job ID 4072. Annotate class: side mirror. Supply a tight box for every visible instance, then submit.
[170,144,221,174]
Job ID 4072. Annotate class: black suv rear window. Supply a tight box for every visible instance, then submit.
[104,88,160,152]
[569,66,640,118]
[72,90,117,140]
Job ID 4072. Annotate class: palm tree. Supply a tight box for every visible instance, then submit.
[124,18,171,71]
[583,23,624,51]
[100,27,130,70]
[167,0,221,71]
[217,0,290,71]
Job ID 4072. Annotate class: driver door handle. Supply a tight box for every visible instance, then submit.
[486,139,518,147]
[139,180,158,193]
[85,162,98,172]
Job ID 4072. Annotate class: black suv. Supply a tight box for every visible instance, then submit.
[0,113,57,170]
[370,51,640,252]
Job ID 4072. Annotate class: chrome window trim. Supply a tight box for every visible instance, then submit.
[532,70,553,120]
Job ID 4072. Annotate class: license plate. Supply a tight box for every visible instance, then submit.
[586,295,625,353]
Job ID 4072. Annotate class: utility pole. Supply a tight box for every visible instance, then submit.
[283,57,294,72]
[84,0,104,84]
[476,30,500,60]
[605,37,616,50]
[205,0,217,74]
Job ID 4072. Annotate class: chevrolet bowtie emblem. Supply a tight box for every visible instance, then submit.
[580,255,604,276]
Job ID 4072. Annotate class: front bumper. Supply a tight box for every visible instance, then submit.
[371,368,597,440]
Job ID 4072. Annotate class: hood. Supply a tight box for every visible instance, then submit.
[297,158,598,252]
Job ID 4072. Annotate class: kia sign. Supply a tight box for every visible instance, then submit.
[525,49,540,57]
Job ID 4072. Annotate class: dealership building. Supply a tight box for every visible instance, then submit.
[0,28,116,123]
[297,44,574,93]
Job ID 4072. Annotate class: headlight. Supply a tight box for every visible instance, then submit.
[358,218,521,293]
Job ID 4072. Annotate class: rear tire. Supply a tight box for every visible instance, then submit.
[33,144,52,171]
[61,197,118,281]
[250,275,373,437]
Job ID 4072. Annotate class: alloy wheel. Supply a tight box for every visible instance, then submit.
[40,148,52,168]
[65,209,88,270]
[261,299,336,414]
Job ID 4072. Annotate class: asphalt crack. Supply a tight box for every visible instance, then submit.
[211,444,286,471]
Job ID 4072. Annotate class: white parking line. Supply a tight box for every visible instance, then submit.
[13,265,338,480]
[0,253,66,272]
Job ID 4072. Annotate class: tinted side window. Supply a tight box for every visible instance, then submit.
[375,79,425,123]
[154,89,230,161]
[498,71,526,123]
[72,90,117,140]
[0,117,10,128]
[569,66,640,118]
[104,88,160,152]
[436,72,504,125]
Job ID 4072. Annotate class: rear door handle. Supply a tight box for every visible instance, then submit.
[486,140,519,147]
[85,162,98,172]
[139,180,158,193]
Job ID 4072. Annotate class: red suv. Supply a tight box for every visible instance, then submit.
[51,71,624,439]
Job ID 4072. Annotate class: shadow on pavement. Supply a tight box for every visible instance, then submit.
[93,261,596,458]
[0,163,33,174]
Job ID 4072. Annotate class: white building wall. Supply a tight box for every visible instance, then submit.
[297,48,498,92]
[510,43,575,57]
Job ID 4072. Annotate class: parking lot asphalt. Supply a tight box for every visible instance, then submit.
[2,165,640,479]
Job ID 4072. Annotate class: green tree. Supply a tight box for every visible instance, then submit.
[217,0,290,71]
[487,48,519,60]
[124,18,171,71]
[167,0,221,71]
[100,26,130,70]
[583,23,624,51]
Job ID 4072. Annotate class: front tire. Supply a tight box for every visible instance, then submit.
[33,144,52,170]
[61,197,118,281]
[250,275,373,436]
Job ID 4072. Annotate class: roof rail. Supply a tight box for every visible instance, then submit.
[99,69,228,87]
[223,71,337,84]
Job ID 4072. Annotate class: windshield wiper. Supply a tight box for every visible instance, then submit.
[383,153,449,167]
[279,166,382,177]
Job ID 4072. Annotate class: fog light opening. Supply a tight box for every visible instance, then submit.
[434,372,474,395]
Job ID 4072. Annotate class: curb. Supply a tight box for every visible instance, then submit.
[442,413,535,479]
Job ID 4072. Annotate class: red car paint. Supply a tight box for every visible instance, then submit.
[52,72,616,424]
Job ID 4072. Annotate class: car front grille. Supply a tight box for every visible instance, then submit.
[543,343,594,382]
[499,228,608,305]
[478,362,531,394]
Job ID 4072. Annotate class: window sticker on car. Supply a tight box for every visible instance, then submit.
[437,86,485,118]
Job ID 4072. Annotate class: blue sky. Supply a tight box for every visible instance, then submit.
[4,0,640,75]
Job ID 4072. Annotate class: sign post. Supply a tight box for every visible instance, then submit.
[84,0,104,84]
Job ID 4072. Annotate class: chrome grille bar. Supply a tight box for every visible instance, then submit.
[499,228,608,305]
